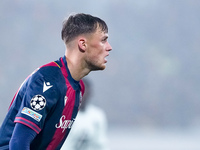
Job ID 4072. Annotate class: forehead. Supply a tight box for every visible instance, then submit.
[93,27,108,38]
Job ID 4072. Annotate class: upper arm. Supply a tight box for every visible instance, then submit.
[14,70,59,134]
[9,123,37,150]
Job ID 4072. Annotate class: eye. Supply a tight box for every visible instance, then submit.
[102,37,108,43]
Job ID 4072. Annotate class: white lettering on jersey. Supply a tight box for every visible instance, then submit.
[55,115,75,133]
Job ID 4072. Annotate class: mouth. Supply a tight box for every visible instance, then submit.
[104,54,109,63]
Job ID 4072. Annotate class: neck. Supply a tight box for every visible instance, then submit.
[64,52,90,81]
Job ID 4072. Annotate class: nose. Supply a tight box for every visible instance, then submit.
[106,42,112,51]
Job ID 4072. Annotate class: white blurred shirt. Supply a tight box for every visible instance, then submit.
[61,104,109,150]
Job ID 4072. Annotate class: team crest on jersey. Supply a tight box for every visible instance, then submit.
[64,96,68,105]
[30,95,46,111]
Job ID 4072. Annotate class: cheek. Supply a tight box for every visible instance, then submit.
[90,44,104,56]
[87,50,103,65]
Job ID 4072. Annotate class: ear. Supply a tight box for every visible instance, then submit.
[78,38,86,52]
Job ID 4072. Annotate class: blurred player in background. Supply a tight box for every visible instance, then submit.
[61,79,110,150]
[0,13,112,150]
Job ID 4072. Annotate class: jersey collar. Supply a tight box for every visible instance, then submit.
[62,56,80,90]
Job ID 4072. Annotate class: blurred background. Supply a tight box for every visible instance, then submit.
[1,0,200,149]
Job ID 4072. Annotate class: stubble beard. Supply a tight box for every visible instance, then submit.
[86,60,105,71]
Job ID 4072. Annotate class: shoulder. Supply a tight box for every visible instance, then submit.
[39,61,62,78]
[88,105,104,113]
[26,61,65,97]
[32,61,65,85]
[87,105,107,119]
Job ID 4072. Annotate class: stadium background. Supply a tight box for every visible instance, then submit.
[1,0,200,149]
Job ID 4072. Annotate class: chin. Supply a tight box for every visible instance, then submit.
[98,63,106,70]
[101,65,106,70]
[92,67,105,71]
[88,61,106,71]
[91,64,106,71]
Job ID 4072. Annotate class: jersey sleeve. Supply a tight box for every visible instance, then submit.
[14,71,59,134]
[9,123,37,149]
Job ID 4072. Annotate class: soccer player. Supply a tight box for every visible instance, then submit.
[0,13,112,150]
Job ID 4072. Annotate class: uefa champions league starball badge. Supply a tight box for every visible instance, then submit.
[30,95,46,111]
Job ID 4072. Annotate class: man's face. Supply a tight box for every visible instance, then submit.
[85,27,112,71]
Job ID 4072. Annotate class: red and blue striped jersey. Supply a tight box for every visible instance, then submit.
[0,56,85,150]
